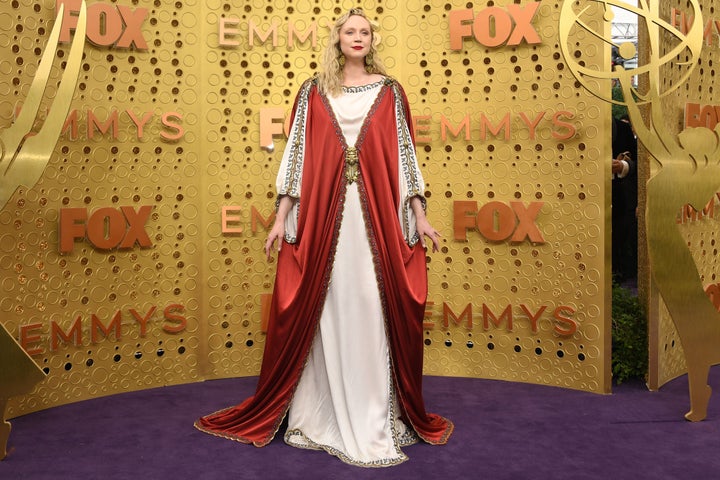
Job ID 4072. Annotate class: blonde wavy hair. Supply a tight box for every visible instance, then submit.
[317,8,387,96]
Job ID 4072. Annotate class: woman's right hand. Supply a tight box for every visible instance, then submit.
[265,196,294,260]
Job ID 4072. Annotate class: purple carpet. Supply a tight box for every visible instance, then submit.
[2,369,720,479]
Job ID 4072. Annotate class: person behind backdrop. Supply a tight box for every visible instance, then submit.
[195,8,453,467]
[611,115,638,283]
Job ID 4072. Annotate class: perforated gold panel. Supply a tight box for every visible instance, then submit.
[1,0,611,418]
[646,0,720,389]
[1,0,204,416]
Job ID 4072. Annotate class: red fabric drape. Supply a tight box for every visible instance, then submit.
[195,79,453,447]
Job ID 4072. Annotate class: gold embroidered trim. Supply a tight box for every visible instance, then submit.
[341,79,385,93]
[284,428,409,468]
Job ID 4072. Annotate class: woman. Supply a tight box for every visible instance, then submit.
[195,8,453,467]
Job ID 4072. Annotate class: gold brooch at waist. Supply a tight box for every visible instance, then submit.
[345,146,359,184]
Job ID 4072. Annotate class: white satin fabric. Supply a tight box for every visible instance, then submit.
[284,82,414,466]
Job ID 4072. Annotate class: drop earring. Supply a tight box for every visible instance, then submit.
[364,52,373,72]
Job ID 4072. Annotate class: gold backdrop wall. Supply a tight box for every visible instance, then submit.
[645,0,720,389]
[1,0,611,418]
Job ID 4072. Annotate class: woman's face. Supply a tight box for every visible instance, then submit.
[338,15,372,63]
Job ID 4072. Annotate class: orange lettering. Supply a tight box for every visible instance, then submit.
[476,201,515,242]
[91,311,122,343]
[163,304,187,334]
[553,306,577,336]
[453,201,478,241]
[222,206,243,234]
[251,206,274,233]
[520,304,546,333]
[443,302,473,329]
[51,316,83,351]
[219,18,241,47]
[440,114,471,141]
[20,323,44,356]
[130,306,157,337]
[260,107,287,149]
[483,304,513,331]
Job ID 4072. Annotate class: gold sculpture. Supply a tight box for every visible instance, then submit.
[0,2,86,460]
[0,2,87,209]
[0,323,45,461]
[560,0,720,420]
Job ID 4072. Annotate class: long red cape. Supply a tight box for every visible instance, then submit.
[195,78,453,447]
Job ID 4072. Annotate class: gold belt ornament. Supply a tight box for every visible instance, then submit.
[345,146,359,184]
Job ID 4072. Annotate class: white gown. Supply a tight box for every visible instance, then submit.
[283,81,417,467]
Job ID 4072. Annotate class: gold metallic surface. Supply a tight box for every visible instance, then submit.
[0,2,84,459]
[647,0,720,395]
[640,0,720,420]
[0,0,610,419]
[0,3,87,209]
[562,0,720,420]
[0,321,45,460]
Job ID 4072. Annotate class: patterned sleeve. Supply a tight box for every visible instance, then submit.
[391,79,426,246]
[275,78,314,243]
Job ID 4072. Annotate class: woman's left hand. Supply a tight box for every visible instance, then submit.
[415,216,441,252]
